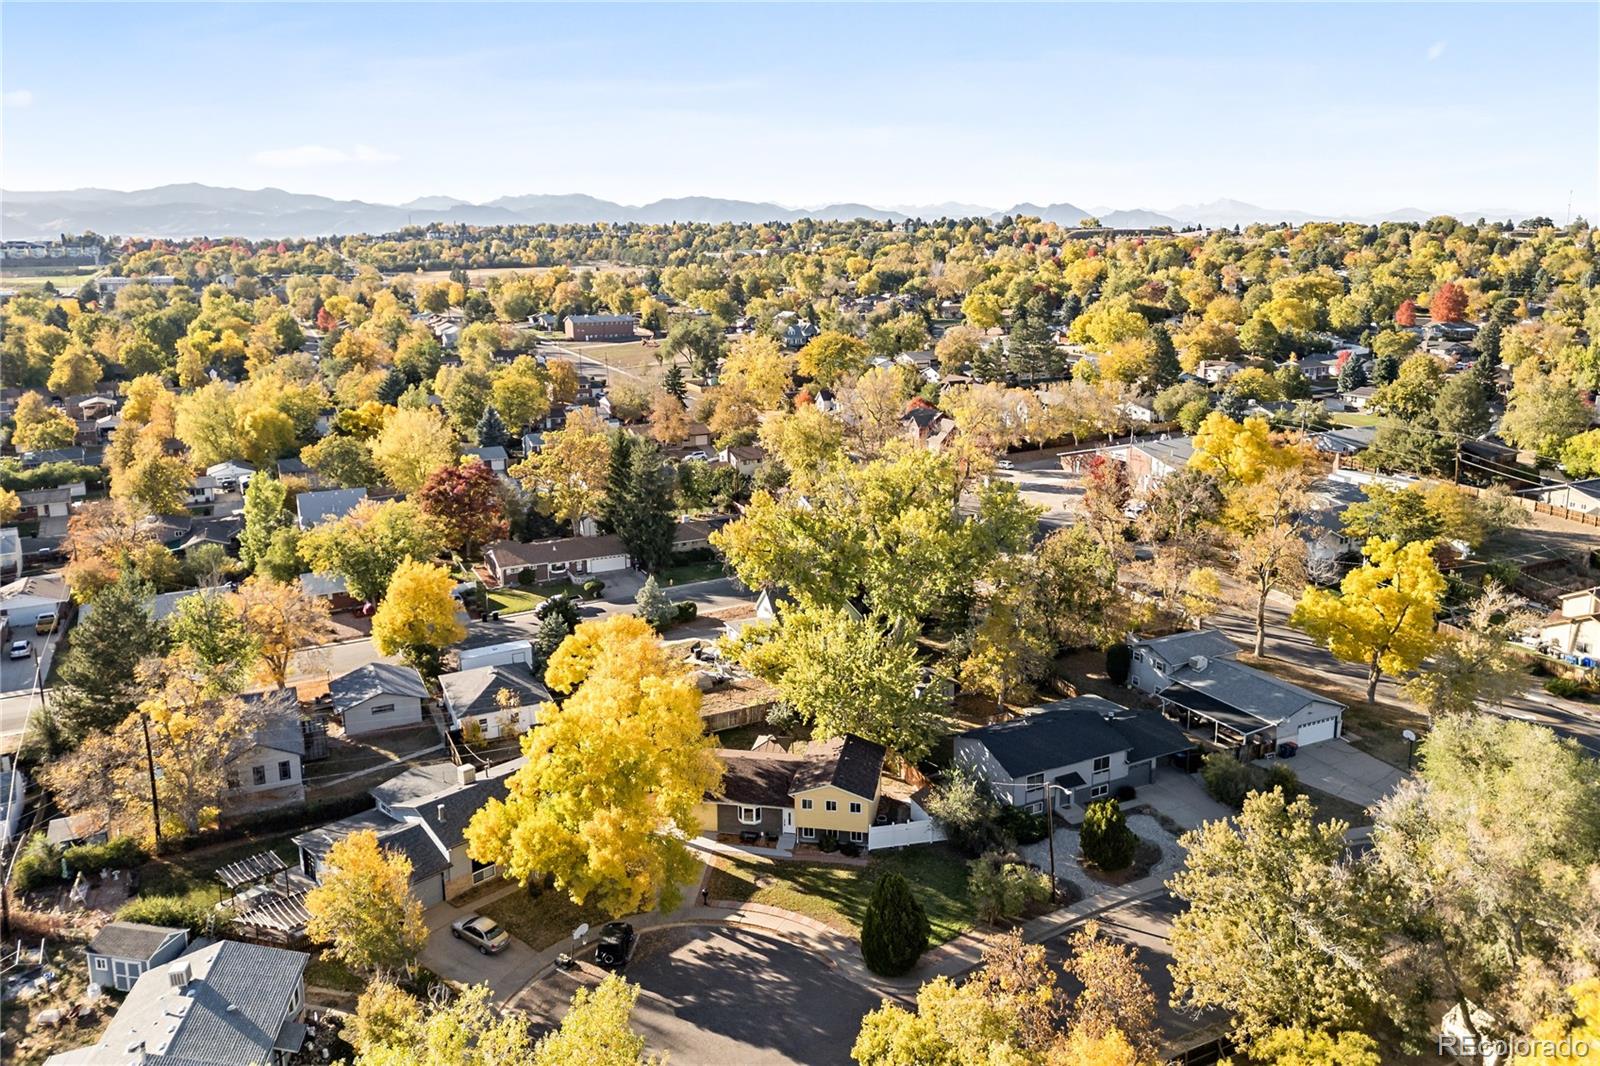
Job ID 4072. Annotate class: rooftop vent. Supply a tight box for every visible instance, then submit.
[166,961,192,989]
[1189,655,1209,672]
[456,764,476,787]
[436,803,446,822]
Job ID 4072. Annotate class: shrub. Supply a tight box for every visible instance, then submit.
[1105,644,1133,685]
[581,578,604,597]
[1262,763,1301,798]
[516,569,537,588]
[65,836,148,875]
[860,872,929,976]
[996,804,1048,845]
[11,834,63,894]
[676,601,698,622]
[1080,799,1136,872]
[818,830,839,853]
[116,890,225,935]
[1114,784,1137,803]
[925,769,1006,856]
[1545,677,1591,700]
[839,841,861,858]
[1201,752,1256,809]
[968,851,1052,924]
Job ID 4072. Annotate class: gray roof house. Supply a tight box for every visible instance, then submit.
[329,662,428,735]
[295,486,368,528]
[954,696,1193,815]
[294,760,519,907]
[438,662,550,741]
[85,922,188,992]
[44,939,308,1066]
[1127,629,1241,695]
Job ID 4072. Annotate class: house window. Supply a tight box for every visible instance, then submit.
[1091,784,1109,799]
[825,800,838,812]
[371,703,394,715]
[1024,772,1044,795]
[470,857,498,884]
[848,831,866,843]
[1092,756,1111,774]
[1134,651,1145,662]
[252,765,267,786]
[801,799,813,810]
[278,760,292,782]
[849,802,862,814]
[738,806,761,825]
[93,957,107,970]
[799,826,816,841]
[1026,801,1044,814]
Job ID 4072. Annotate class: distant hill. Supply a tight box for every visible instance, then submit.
[0,183,1536,240]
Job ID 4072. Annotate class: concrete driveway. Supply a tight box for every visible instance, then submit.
[510,924,882,1065]
[419,891,547,1000]
[1134,767,1232,831]
[1262,739,1405,808]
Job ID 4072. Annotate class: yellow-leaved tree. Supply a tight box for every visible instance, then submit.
[305,829,428,974]
[1290,537,1446,703]
[371,405,459,492]
[371,560,465,675]
[1188,411,1304,487]
[465,615,722,917]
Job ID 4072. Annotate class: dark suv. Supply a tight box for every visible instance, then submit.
[594,921,636,971]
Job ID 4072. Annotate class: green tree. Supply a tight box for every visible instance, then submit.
[300,499,445,604]
[1170,790,1392,1043]
[167,589,259,695]
[239,474,292,572]
[861,871,930,976]
[305,830,429,974]
[967,851,1051,925]
[633,574,675,631]
[662,317,725,379]
[1079,799,1136,872]
[605,435,676,574]
[51,571,170,742]
[796,329,871,386]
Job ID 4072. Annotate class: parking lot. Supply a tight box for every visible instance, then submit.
[0,622,55,695]
[510,924,883,1065]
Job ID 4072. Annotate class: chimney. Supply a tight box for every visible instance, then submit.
[456,764,476,787]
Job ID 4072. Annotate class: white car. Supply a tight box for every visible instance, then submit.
[995,459,1016,470]
[8,640,31,661]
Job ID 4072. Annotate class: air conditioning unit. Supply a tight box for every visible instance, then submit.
[167,961,192,989]
[1188,655,1209,672]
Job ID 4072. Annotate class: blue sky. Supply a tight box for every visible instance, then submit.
[3,3,1596,217]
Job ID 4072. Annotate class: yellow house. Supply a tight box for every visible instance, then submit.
[701,734,886,849]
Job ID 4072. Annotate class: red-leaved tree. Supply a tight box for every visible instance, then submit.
[1431,282,1468,323]
[1394,299,1417,327]
[315,305,337,332]
[415,460,508,559]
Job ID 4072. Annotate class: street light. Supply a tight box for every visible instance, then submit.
[1402,729,1418,770]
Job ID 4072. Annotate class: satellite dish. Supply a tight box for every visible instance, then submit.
[1401,729,1417,742]
[572,922,590,942]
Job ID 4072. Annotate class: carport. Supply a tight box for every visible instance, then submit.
[1156,689,1276,760]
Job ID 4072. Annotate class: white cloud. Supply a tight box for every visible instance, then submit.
[251,143,398,168]
[1426,40,1447,61]
[3,89,35,108]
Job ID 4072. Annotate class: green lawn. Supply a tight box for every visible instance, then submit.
[662,560,727,587]
[304,954,365,993]
[706,844,975,946]
[138,830,303,898]
[480,885,613,951]
[487,586,544,615]
[1330,412,1383,427]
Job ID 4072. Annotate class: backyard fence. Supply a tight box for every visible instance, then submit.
[867,820,948,851]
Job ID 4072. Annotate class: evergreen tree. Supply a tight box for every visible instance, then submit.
[319,325,342,360]
[239,475,292,572]
[1080,799,1136,871]
[1060,292,1083,326]
[476,404,508,448]
[634,575,675,631]
[51,572,170,741]
[1372,351,1401,386]
[377,367,407,405]
[861,871,930,976]
[532,610,571,665]
[601,432,636,534]
[605,436,675,574]
[1475,317,1502,369]
[448,266,470,287]
[1337,355,1367,392]
[1150,325,1181,389]
[971,342,1006,383]
[663,363,687,403]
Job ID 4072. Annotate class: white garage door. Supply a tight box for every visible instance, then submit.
[1296,716,1340,746]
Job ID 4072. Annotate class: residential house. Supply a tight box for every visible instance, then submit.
[275,456,310,480]
[0,572,69,627]
[718,444,765,476]
[1342,386,1378,411]
[1536,587,1600,667]
[1311,425,1377,456]
[1195,360,1242,383]
[0,527,21,581]
[44,940,309,1066]
[1523,479,1600,516]
[671,515,727,555]
[205,459,256,491]
[45,811,108,849]
[295,486,368,529]
[782,320,820,350]
[1130,630,1345,756]
[1114,436,1195,493]
[1300,477,1368,576]
[564,314,637,341]
[223,690,305,812]
[17,486,73,520]
[294,761,516,905]
[463,445,509,474]
[954,696,1195,815]
[438,661,550,740]
[329,662,428,734]
[683,422,714,449]
[1119,396,1159,424]
[1294,354,1340,382]
[700,734,887,848]
[184,474,219,507]
[85,922,188,992]
[721,586,789,640]
[482,534,630,587]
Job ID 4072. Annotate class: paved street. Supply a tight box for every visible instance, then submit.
[515,924,882,1065]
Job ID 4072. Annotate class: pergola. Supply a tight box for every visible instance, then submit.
[215,850,289,895]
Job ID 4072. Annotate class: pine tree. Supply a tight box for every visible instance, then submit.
[971,342,1006,383]
[532,610,571,664]
[1476,318,1502,369]
[1337,355,1367,392]
[476,404,508,448]
[1080,799,1136,871]
[861,871,930,976]
[634,575,675,631]
[377,367,407,405]
[52,572,171,741]
[663,363,687,403]
[1150,325,1181,389]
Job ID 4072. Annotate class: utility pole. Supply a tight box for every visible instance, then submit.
[140,710,163,848]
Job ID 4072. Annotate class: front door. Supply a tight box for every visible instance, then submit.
[782,808,793,833]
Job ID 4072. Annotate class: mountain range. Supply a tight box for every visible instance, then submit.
[0,184,1534,241]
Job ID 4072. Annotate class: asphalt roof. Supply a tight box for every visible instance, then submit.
[1164,657,1341,725]
[438,662,550,718]
[290,808,451,881]
[1130,628,1239,666]
[959,696,1191,778]
[789,735,886,799]
[46,939,307,1066]
[711,751,805,808]
[1132,436,1195,468]
[484,534,628,569]
[295,486,368,527]
[330,662,428,715]
[86,922,185,961]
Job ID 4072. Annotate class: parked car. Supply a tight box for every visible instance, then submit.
[682,450,708,461]
[8,640,31,661]
[450,915,511,955]
[594,921,636,971]
[33,612,57,634]
[995,458,1016,470]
